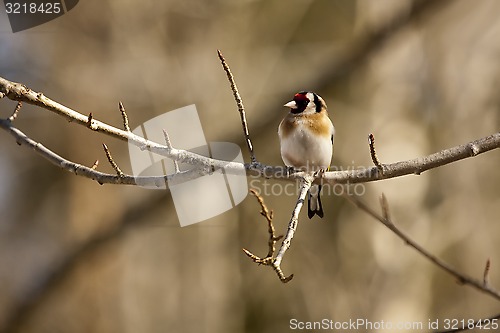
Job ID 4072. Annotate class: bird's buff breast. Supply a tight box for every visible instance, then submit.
[279,125,332,171]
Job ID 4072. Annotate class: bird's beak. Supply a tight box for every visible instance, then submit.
[284,101,297,109]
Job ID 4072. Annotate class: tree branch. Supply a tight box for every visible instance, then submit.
[0,76,244,178]
[0,118,204,186]
[217,50,257,165]
[243,174,315,283]
[272,173,315,282]
[0,1,495,328]
[345,193,500,332]
[243,189,282,261]
[344,193,500,302]
[118,101,130,132]
[2,65,500,284]
[368,133,384,175]
[1,48,500,286]
[1,75,499,187]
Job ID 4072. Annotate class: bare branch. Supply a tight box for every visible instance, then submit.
[0,3,491,327]
[242,175,314,283]
[0,50,499,285]
[273,173,315,282]
[250,189,282,257]
[323,132,500,184]
[119,101,131,132]
[344,194,500,302]
[0,76,243,176]
[0,118,206,186]
[217,50,257,164]
[91,160,99,170]
[2,73,499,287]
[242,189,283,265]
[1,75,500,186]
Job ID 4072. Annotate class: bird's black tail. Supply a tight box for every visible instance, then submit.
[307,185,324,219]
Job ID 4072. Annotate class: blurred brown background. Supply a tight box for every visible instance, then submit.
[1,0,500,332]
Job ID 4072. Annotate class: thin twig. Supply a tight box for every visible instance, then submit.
[344,193,500,302]
[379,193,392,225]
[119,101,130,132]
[272,173,315,283]
[242,175,314,283]
[91,160,99,170]
[255,190,282,258]
[9,101,22,122]
[242,189,283,264]
[484,258,491,287]
[217,50,257,164]
[163,129,179,173]
[102,143,125,177]
[369,133,384,175]
[87,112,93,129]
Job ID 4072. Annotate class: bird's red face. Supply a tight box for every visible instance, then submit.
[284,91,326,115]
[291,92,310,113]
[284,91,311,114]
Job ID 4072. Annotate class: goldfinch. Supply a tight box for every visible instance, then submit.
[278,91,335,219]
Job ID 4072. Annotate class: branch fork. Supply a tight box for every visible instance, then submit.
[243,174,315,283]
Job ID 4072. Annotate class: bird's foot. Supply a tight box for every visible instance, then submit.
[285,166,296,178]
[314,168,326,178]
